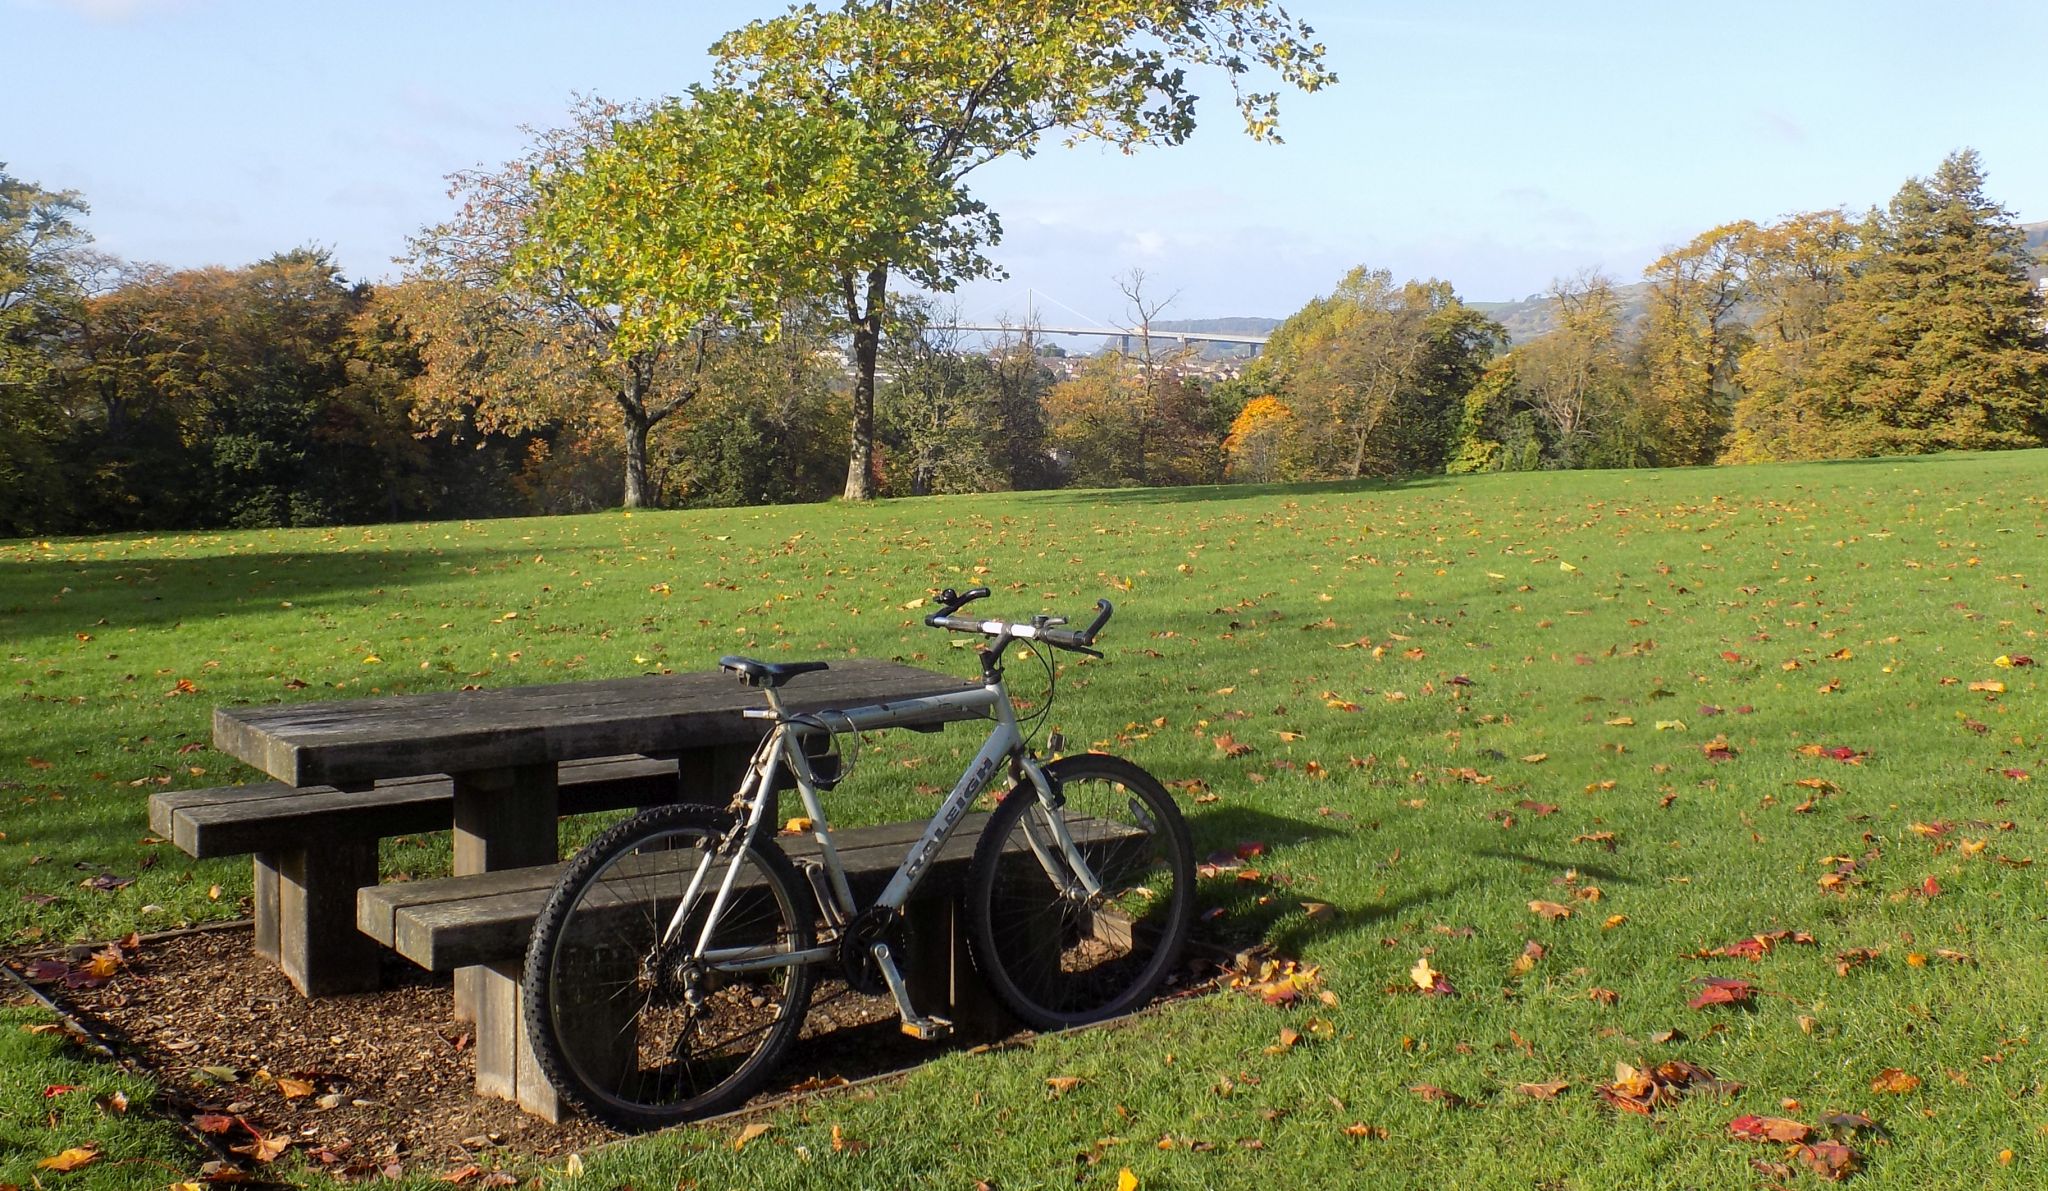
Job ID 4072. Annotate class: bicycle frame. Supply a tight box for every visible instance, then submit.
[660,655,1107,1030]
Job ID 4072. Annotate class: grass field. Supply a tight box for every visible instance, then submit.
[3,450,2045,1188]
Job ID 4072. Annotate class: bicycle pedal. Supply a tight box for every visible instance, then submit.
[899,1016,954,1041]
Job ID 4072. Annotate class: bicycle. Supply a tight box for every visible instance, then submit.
[520,587,1197,1130]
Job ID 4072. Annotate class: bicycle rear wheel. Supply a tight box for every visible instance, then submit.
[965,753,1196,1030]
[522,804,815,1130]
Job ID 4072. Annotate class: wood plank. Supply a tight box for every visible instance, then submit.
[366,815,998,971]
[152,756,680,859]
[215,660,982,788]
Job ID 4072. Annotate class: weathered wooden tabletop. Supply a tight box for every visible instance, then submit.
[213,658,984,788]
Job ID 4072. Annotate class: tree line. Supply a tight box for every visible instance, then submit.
[6,130,2046,536]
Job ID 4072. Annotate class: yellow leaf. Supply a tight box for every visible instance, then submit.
[277,1077,315,1099]
[1870,1068,1921,1094]
[38,1146,99,1171]
[1045,1076,1084,1099]
[1654,720,1686,732]
[1603,914,1628,930]
[1409,957,1440,991]
[733,1122,772,1151]
[783,817,814,834]
[899,597,926,610]
[1528,900,1572,920]
[1605,716,1635,727]
[1559,561,1578,573]
[1521,753,1548,764]
[1118,1169,1140,1191]
[1993,655,2014,668]
[1969,680,2006,693]
[361,654,381,664]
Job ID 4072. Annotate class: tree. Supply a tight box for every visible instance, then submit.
[568,1,1335,500]
[0,166,93,532]
[1720,209,1861,462]
[396,98,724,509]
[1802,150,2048,455]
[1250,269,1502,479]
[1519,272,1626,468]
[1636,222,1754,466]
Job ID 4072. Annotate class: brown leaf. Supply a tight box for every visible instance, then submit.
[1408,1084,1466,1108]
[1528,900,1572,920]
[1870,1068,1921,1094]
[1796,1140,1862,1181]
[276,1077,315,1100]
[1515,1081,1569,1100]
[1342,1122,1388,1139]
[1729,1115,1813,1143]
[192,1113,236,1134]
[732,1122,773,1152]
[1045,1076,1084,1099]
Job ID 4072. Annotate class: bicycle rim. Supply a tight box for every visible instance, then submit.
[523,806,814,1129]
[967,754,1196,1030]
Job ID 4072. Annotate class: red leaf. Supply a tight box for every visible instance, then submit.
[1688,976,1754,1010]
[1920,876,1942,897]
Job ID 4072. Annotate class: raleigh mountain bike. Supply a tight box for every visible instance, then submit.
[520,586,1196,1129]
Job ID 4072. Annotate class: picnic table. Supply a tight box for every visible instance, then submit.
[197,658,981,984]
[163,659,989,1117]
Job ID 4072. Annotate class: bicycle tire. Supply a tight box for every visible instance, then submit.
[521,803,815,1130]
[965,753,1196,1030]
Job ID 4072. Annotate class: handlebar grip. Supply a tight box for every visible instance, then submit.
[1079,598,1113,643]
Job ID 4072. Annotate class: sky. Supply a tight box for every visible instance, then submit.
[7,0,2046,330]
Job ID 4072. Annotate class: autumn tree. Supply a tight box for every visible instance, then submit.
[1519,272,1628,468]
[1801,150,2048,455]
[564,1,1334,501]
[1249,268,1502,478]
[1635,222,1754,465]
[1719,209,1862,461]
[395,97,733,509]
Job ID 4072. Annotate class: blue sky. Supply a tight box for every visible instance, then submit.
[7,0,2044,327]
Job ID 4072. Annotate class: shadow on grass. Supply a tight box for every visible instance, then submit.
[0,545,506,631]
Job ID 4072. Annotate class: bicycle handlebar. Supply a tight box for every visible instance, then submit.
[925,588,1114,655]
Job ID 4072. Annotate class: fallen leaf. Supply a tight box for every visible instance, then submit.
[1729,1115,1814,1143]
[733,1122,773,1152]
[1516,1081,1569,1100]
[1409,1084,1466,1107]
[277,1077,315,1100]
[1117,1168,1140,1191]
[1796,1140,1861,1181]
[1528,900,1572,920]
[1870,1068,1921,1094]
[38,1146,99,1172]
[1343,1123,1388,1139]
[1045,1076,1084,1099]
[1688,977,1755,1010]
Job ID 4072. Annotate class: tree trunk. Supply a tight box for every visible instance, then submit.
[621,415,651,509]
[843,265,889,501]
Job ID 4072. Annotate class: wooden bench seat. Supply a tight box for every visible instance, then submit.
[361,814,999,1121]
[359,811,1140,1121]
[149,754,683,858]
[147,753,699,996]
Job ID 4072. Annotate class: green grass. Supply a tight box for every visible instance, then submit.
[3,451,2046,1188]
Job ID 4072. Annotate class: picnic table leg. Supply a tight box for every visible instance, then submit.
[262,844,382,996]
[450,764,559,1028]
[904,894,1008,1041]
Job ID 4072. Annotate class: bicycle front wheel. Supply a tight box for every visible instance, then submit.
[966,753,1196,1030]
[521,804,815,1130]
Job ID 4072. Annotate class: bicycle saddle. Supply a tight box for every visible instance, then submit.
[718,656,830,689]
